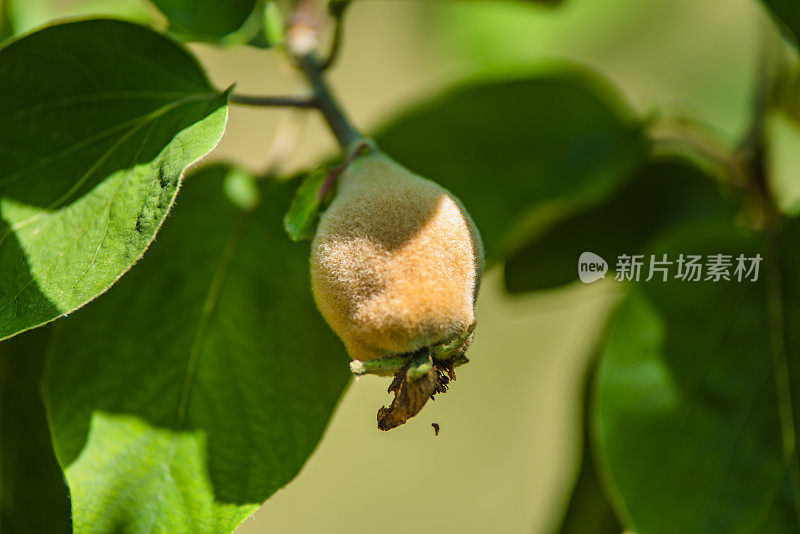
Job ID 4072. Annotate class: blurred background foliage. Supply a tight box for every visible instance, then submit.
[2,0,800,533]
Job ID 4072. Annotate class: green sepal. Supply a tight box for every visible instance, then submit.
[283,168,331,241]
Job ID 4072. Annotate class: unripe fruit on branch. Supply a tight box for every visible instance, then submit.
[310,149,483,429]
[311,151,483,361]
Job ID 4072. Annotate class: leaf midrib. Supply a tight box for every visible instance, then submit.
[142,212,253,534]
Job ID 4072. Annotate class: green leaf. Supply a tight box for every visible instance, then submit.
[1,327,71,533]
[44,165,351,534]
[0,0,14,42]
[222,167,261,211]
[764,56,800,216]
[766,111,800,216]
[555,359,621,534]
[283,169,329,242]
[0,20,229,341]
[558,451,620,534]
[559,426,621,534]
[760,0,800,46]
[504,158,738,292]
[262,1,284,47]
[240,1,283,49]
[150,0,259,42]
[594,215,800,533]
[0,0,159,43]
[373,68,646,263]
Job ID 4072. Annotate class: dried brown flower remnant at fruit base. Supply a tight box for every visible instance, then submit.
[377,359,460,431]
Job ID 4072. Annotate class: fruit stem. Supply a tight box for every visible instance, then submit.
[283,0,362,150]
[295,52,363,150]
[350,356,411,377]
[350,352,469,377]
[407,352,434,382]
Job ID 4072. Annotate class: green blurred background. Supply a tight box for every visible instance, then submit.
[3,0,769,531]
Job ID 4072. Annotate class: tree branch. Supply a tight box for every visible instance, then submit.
[294,52,362,150]
[320,0,352,71]
[282,0,362,150]
[230,94,318,108]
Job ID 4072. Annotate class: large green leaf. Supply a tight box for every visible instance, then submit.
[1,327,71,533]
[594,215,800,533]
[504,158,738,292]
[766,111,800,216]
[0,0,158,44]
[760,0,800,46]
[43,165,351,534]
[150,0,258,42]
[373,69,646,263]
[556,360,621,534]
[0,20,229,341]
[559,426,621,534]
[0,0,14,42]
